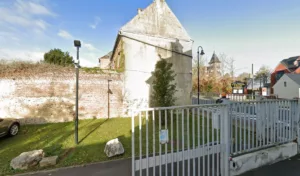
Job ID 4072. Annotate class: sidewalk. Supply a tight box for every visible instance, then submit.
[240,154,300,176]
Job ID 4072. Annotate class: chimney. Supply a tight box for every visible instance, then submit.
[138,8,143,15]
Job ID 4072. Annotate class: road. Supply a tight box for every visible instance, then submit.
[240,154,300,176]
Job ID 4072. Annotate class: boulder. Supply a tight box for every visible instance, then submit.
[104,138,125,157]
[10,149,44,170]
[39,156,58,167]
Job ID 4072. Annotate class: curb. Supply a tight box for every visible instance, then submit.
[13,157,131,176]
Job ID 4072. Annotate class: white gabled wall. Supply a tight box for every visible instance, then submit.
[122,33,193,109]
[274,75,300,99]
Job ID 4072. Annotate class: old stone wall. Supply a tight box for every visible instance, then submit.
[0,73,125,124]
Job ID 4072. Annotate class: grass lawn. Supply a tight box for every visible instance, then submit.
[0,113,221,176]
[0,118,133,175]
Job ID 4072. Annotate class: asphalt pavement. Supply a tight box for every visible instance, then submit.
[240,154,300,176]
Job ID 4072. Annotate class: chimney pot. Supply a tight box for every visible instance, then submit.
[138,8,143,14]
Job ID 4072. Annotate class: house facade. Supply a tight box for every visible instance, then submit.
[109,0,193,109]
[271,56,300,93]
[99,51,112,69]
[273,74,300,99]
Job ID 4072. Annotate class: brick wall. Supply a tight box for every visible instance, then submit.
[0,73,125,124]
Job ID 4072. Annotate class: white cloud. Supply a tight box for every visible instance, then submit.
[14,0,56,16]
[0,48,44,62]
[89,16,101,29]
[0,1,55,31]
[58,30,73,39]
[83,42,97,51]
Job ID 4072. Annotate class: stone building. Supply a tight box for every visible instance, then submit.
[109,0,193,109]
[99,51,112,69]
[206,52,221,77]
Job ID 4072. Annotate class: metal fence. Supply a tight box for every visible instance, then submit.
[229,100,298,156]
[131,104,230,176]
[131,99,299,176]
[192,97,216,105]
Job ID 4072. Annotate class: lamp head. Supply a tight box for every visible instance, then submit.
[74,40,81,47]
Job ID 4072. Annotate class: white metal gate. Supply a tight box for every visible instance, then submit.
[131,104,230,176]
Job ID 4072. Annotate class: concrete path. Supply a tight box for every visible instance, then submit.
[240,154,300,176]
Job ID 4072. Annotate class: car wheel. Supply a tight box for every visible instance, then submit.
[9,123,19,136]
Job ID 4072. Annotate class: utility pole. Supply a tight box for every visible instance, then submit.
[74,40,81,145]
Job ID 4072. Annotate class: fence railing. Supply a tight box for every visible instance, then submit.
[192,97,216,105]
[131,104,230,176]
[229,100,298,156]
[131,99,299,175]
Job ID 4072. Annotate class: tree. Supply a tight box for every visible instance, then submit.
[150,59,177,108]
[237,72,250,83]
[255,65,271,87]
[44,49,73,66]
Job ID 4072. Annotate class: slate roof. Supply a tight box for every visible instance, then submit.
[286,74,300,85]
[280,56,300,71]
[100,51,112,60]
[209,52,221,64]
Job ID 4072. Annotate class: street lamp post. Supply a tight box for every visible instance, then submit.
[197,46,205,104]
[107,80,112,119]
[74,40,81,145]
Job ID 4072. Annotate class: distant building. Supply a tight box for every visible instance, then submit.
[273,74,300,99]
[271,56,300,93]
[206,52,221,77]
[99,51,112,69]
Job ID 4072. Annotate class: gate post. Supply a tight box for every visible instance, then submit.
[221,105,231,176]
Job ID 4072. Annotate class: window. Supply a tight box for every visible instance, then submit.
[276,71,285,82]
[284,81,287,87]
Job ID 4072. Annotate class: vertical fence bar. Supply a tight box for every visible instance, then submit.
[247,103,251,151]
[197,108,200,176]
[283,101,286,142]
[235,103,238,153]
[243,103,246,151]
[182,109,185,176]
[217,111,220,176]
[256,102,259,148]
[176,109,179,176]
[230,104,233,153]
[239,103,242,152]
[262,102,265,147]
[223,105,231,176]
[139,112,142,176]
[280,101,283,143]
[152,110,155,176]
[252,103,255,149]
[132,111,135,176]
[272,101,275,144]
[267,102,269,146]
[171,109,174,176]
[212,109,215,176]
[146,111,149,176]
[159,111,162,176]
[192,108,195,176]
[202,109,205,176]
[187,108,190,176]
[207,109,210,176]
[165,110,168,176]
[278,101,280,143]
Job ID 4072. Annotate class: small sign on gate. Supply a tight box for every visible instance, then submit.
[159,129,169,144]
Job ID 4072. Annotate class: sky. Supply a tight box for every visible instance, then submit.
[0,0,299,74]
